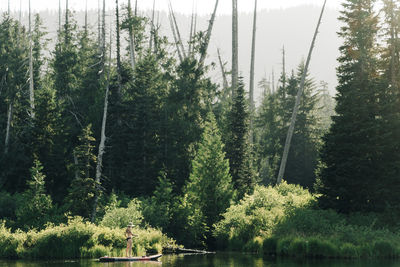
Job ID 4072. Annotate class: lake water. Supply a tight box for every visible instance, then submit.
[1,253,400,267]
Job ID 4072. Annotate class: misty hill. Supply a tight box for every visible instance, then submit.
[11,5,341,102]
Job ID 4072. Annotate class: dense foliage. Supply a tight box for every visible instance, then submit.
[0,217,174,259]
[214,183,400,259]
[0,0,400,257]
[318,0,400,213]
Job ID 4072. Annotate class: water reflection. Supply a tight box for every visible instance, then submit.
[2,253,400,267]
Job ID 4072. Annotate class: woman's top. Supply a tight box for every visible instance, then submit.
[126,228,133,241]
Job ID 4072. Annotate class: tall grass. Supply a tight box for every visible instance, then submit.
[0,217,176,259]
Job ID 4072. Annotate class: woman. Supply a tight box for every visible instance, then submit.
[125,222,134,257]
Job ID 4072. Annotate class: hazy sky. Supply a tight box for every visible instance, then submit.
[4,0,340,14]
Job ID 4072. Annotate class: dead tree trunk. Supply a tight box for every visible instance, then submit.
[198,0,219,68]
[4,101,13,155]
[65,0,69,28]
[217,48,229,92]
[276,0,327,185]
[231,0,238,98]
[169,1,186,59]
[91,22,113,223]
[272,68,275,93]
[4,100,13,155]
[29,0,35,119]
[193,12,197,42]
[149,0,156,52]
[98,0,101,44]
[59,0,62,32]
[282,46,286,90]
[102,0,106,63]
[169,12,183,63]
[189,7,195,56]
[19,0,22,23]
[128,0,136,70]
[85,0,88,32]
[116,0,122,87]
[249,0,257,145]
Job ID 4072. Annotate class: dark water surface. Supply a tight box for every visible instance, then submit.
[1,253,400,267]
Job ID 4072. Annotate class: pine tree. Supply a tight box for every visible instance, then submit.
[226,79,257,198]
[318,0,382,213]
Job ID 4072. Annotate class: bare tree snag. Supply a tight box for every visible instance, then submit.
[29,0,35,119]
[276,0,327,185]
[249,0,257,145]
[91,24,113,223]
[231,0,238,99]
[198,0,219,68]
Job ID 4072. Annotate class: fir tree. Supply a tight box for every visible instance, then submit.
[378,0,400,208]
[0,17,31,192]
[184,112,234,245]
[318,0,382,212]
[65,124,97,218]
[15,159,53,230]
[165,58,217,191]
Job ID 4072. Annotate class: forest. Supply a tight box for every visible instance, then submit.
[1,0,400,260]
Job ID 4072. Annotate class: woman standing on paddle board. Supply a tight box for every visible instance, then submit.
[125,222,135,257]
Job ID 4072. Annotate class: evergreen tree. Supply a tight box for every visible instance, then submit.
[142,170,175,231]
[109,54,167,196]
[282,65,321,188]
[225,78,257,198]
[0,17,31,193]
[183,112,234,245]
[378,0,400,209]
[15,159,53,230]
[65,124,97,218]
[50,12,89,202]
[318,0,382,212]
[32,14,47,90]
[256,63,321,189]
[165,58,217,191]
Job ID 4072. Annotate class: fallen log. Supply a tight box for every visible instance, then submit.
[163,247,215,255]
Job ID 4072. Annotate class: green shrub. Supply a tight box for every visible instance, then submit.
[288,238,307,257]
[263,237,277,255]
[307,238,337,258]
[340,243,359,258]
[274,208,344,236]
[359,244,373,258]
[244,237,263,253]
[0,217,175,260]
[277,238,292,256]
[100,199,143,228]
[214,183,313,249]
[0,223,24,259]
[213,183,400,259]
[94,227,125,248]
[81,245,111,258]
[373,240,398,258]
